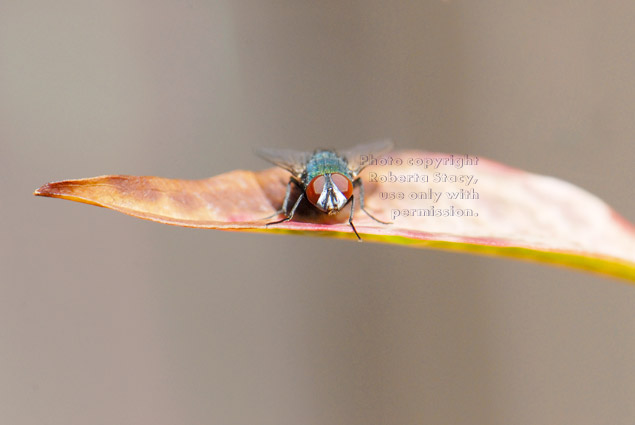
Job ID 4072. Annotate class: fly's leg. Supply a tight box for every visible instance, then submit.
[347,195,362,242]
[354,178,392,224]
[267,193,304,226]
[261,178,300,220]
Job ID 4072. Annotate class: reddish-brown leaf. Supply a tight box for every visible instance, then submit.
[34,151,635,282]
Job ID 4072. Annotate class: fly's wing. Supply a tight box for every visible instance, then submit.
[254,147,314,177]
[339,139,394,176]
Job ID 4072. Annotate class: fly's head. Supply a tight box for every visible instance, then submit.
[305,173,353,215]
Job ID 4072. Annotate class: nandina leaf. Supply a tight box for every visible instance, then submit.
[34,151,635,282]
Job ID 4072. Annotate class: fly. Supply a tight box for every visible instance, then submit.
[255,140,393,241]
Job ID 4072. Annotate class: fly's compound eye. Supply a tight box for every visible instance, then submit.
[306,175,326,206]
[331,173,354,199]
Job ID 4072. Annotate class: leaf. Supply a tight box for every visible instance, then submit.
[34,151,635,282]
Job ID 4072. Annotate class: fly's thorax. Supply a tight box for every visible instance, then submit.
[304,151,352,183]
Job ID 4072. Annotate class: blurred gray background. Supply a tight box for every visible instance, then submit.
[2,1,635,424]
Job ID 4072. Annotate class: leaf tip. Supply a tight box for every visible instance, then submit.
[33,183,51,197]
[34,181,69,198]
